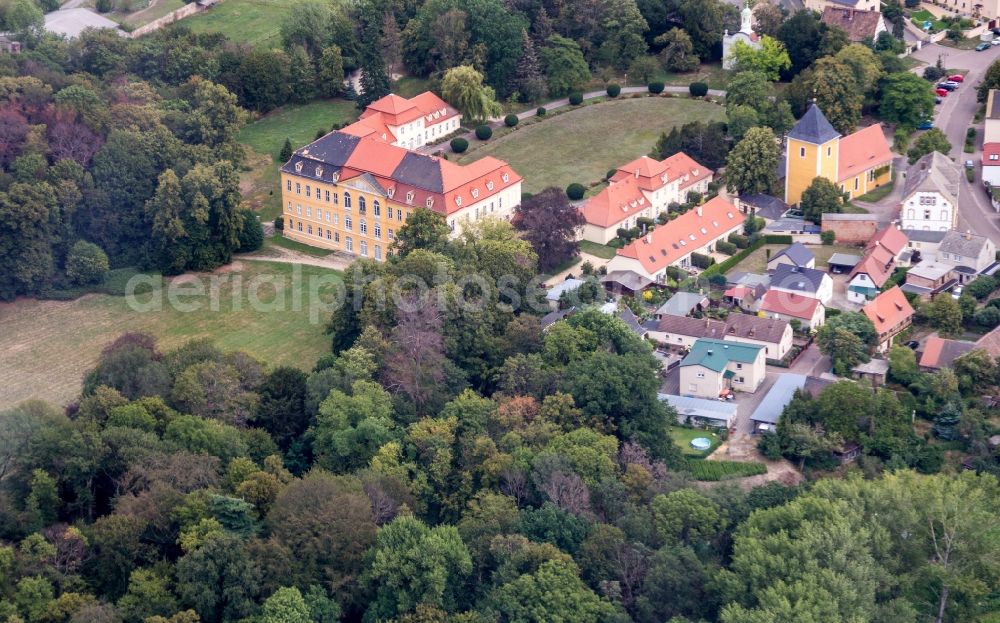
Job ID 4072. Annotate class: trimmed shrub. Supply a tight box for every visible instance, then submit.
[607,83,621,97]
[504,114,519,127]
[648,82,665,94]
[975,306,1000,328]
[728,233,749,249]
[475,125,493,140]
[689,82,708,97]
[95,0,112,11]
[691,252,715,269]
[763,234,794,245]
[566,183,586,200]
[450,137,469,153]
[923,66,944,81]
[716,240,738,256]
[820,230,835,245]
[274,215,284,231]
[569,92,584,105]
[66,241,109,286]
[537,107,546,116]
[966,275,997,299]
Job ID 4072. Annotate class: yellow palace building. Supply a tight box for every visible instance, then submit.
[783,104,893,206]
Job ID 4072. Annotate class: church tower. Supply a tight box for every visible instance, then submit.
[723,1,761,70]
[784,104,841,206]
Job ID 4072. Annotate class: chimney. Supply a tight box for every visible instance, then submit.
[696,205,703,217]
[966,229,972,240]
[645,233,652,244]
[733,197,741,213]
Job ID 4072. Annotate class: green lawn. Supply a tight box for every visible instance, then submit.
[0,261,342,409]
[178,0,297,46]
[856,173,896,202]
[731,243,864,274]
[843,202,870,214]
[238,99,359,221]
[672,427,721,457]
[264,231,334,257]
[579,240,618,260]
[456,97,726,194]
[394,76,433,98]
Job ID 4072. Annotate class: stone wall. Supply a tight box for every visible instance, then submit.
[821,215,880,244]
[129,2,205,38]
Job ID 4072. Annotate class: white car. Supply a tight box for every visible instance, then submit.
[952,285,964,299]
[993,38,1000,45]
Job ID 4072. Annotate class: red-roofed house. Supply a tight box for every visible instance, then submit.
[847,224,909,303]
[919,336,976,371]
[983,143,1000,188]
[759,290,826,330]
[280,130,522,260]
[341,92,461,150]
[580,153,714,243]
[862,286,915,352]
[604,196,743,281]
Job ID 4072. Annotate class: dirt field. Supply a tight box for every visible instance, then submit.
[0,260,342,410]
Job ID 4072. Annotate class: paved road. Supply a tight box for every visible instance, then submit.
[420,85,727,155]
[911,43,1000,238]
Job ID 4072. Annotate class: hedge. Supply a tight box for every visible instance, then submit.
[566,183,586,200]
[716,240,738,256]
[648,82,664,94]
[39,267,160,301]
[607,83,621,97]
[569,92,584,105]
[762,234,793,244]
[475,125,493,140]
[691,252,715,269]
[728,233,749,249]
[689,82,708,97]
[450,137,469,153]
[537,107,546,116]
[687,459,767,481]
[703,238,766,277]
[504,114,519,127]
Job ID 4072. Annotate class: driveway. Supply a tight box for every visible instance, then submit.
[909,42,1000,239]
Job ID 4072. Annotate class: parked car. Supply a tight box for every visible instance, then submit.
[949,74,965,82]
[952,285,964,299]
[936,88,949,97]
[993,39,1000,46]
[917,120,934,130]
[905,340,919,350]
[937,83,957,91]
[935,97,943,105]
[977,42,992,51]
[966,160,975,169]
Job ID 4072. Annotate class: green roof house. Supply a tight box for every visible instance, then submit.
[679,338,766,399]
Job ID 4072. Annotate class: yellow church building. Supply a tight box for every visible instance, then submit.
[783,104,894,206]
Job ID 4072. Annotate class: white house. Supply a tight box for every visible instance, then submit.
[937,230,998,283]
[769,264,833,305]
[900,151,960,232]
[759,290,826,330]
[605,196,745,282]
[679,338,766,399]
[767,242,816,271]
[341,92,461,150]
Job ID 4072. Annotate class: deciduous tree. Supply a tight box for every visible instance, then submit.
[512,187,585,273]
[725,127,779,195]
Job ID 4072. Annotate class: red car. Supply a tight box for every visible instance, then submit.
[936,88,948,97]
[949,74,965,82]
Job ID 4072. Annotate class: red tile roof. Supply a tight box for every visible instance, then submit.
[838,124,893,183]
[862,286,914,336]
[868,223,908,256]
[662,152,713,191]
[581,176,650,228]
[849,245,895,287]
[615,196,744,274]
[610,156,671,191]
[919,336,976,369]
[984,142,1000,166]
[760,290,820,320]
[342,91,460,142]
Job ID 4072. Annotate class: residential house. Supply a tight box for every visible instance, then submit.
[767,242,816,271]
[738,194,789,221]
[579,153,713,244]
[601,270,654,297]
[984,89,1000,144]
[900,151,960,233]
[902,229,947,261]
[852,358,889,386]
[750,373,807,433]
[936,230,997,283]
[727,271,770,289]
[280,130,522,258]
[618,307,647,338]
[820,6,887,41]
[976,324,1000,357]
[904,261,954,296]
[340,92,461,150]
[759,290,826,330]
[655,291,709,319]
[805,0,879,13]
[540,307,574,331]
[769,264,833,305]
[862,286,915,352]
[605,196,745,282]
[724,283,766,311]
[847,224,909,303]
[919,336,976,371]
[783,104,893,205]
[648,313,792,359]
[679,338,766,399]
[659,394,738,428]
[723,4,761,69]
[982,142,1000,188]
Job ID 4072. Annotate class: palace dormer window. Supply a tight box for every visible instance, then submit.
[455,196,463,207]
[501,173,509,183]
[426,197,434,208]
[294,162,303,173]
[486,181,494,191]
[406,191,414,204]
[315,166,323,177]
[471,188,479,199]
[387,187,395,198]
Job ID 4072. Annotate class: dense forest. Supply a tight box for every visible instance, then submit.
[3,217,1000,623]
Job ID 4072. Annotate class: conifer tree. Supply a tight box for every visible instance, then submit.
[279,138,293,163]
[515,30,547,103]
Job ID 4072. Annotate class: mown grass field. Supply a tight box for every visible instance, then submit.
[672,427,722,457]
[0,261,342,409]
[456,96,726,194]
[238,99,359,221]
[179,0,296,46]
